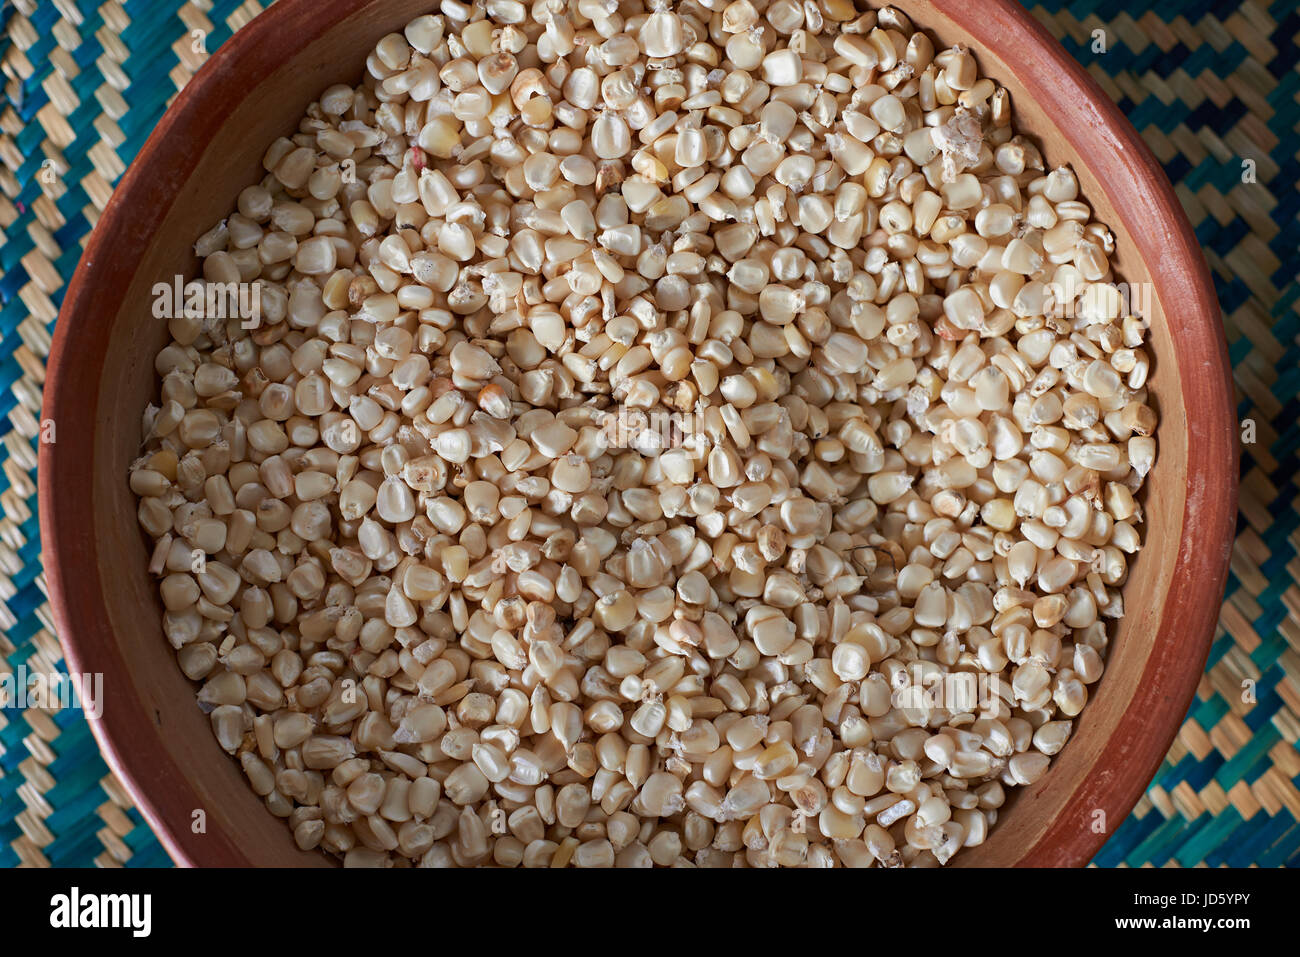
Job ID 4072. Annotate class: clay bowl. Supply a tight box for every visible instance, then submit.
[40,0,1237,867]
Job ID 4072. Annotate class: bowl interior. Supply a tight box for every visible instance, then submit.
[43,0,1233,866]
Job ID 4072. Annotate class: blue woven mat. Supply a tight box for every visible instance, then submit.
[0,0,1295,867]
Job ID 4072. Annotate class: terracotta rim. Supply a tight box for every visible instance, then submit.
[39,0,1237,867]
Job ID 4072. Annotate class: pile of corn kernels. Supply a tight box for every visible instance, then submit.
[130,0,1157,867]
